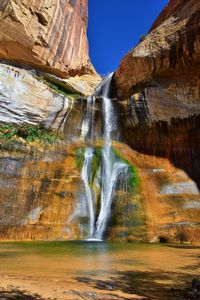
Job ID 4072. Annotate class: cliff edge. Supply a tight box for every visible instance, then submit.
[114,0,200,103]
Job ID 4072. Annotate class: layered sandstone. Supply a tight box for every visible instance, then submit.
[0,63,75,130]
[0,0,93,78]
[114,0,200,101]
[112,0,200,243]
[0,140,200,243]
[0,62,101,129]
[0,143,82,240]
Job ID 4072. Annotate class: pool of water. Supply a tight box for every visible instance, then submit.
[0,241,199,299]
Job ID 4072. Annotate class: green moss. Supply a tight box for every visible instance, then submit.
[75,147,101,185]
[112,147,140,189]
[75,148,85,170]
[91,148,101,183]
[0,124,63,144]
[139,34,147,42]
[35,75,81,99]
[76,146,140,194]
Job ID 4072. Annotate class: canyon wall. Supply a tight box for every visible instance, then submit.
[114,0,200,101]
[113,0,200,242]
[0,0,93,78]
[0,143,82,240]
[1,138,199,243]
[0,63,73,129]
[0,0,101,128]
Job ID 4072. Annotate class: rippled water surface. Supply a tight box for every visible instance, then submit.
[0,241,199,299]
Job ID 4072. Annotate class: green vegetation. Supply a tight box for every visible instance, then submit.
[75,147,101,184]
[139,34,147,42]
[112,147,140,189]
[0,124,63,144]
[35,75,81,99]
[91,148,101,182]
[75,147,85,170]
[75,146,140,191]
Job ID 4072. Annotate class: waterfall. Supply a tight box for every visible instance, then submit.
[81,147,95,237]
[81,96,95,142]
[81,96,96,237]
[81,73,128,240]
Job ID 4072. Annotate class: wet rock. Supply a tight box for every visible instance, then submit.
[184,279,200,299]
[192,279,200,290]
[159,236,168,243]
[0,289,44,299]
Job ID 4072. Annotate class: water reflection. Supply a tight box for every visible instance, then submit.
[0,242,199,299]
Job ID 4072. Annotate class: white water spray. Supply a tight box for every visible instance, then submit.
[81,73,128,240]
[81,147,95,237]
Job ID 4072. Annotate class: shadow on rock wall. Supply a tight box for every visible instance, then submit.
[121,114,200,192]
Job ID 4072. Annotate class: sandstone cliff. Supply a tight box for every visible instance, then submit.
[0,0,93,78]
[113,0,200,242]
[0,0,101,128]
[114,0,200,102]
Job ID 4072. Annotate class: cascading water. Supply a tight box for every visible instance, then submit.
[80,73,129,240]
[80,96,96,237]
[81,147,95,237]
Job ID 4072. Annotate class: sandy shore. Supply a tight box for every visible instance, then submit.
[0,275,144,300]
[0,241,199,299]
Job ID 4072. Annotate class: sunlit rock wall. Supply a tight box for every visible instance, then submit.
[0,63,75,130]
[114,143,200,243]
[112,0,200,242]
[114,0,200,100]
[0,141,199,242]
[0,0,93,78]
[0,144,82,240]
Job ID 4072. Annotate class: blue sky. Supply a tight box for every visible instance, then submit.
[88,0,169,75]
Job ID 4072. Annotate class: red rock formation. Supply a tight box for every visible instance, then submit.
[150,0,199,31]
[112,0,200,242]
[0,0,93,78]
[114,0,200,100]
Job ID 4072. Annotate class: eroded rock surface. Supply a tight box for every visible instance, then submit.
[112,0,200,242]
[0,141,200,242]
[0,0,93,78]
[0,63,76,130]
[114,0,200,102]
[0,144,82,240]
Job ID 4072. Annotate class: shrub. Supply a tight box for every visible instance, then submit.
[139,34,146,42]
[0,124,62,144]
[35,75,81,99]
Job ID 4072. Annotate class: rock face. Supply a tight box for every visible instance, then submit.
[112,143,200,243]
[0,144,82,240]
[0,63,74,130]
[0,0,93,78]
[112,0,200,242]
[114,0,200,101]
[0,140,200,243]
[0,62,101,130]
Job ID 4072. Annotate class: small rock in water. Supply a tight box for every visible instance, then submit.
[192,278,200,289]
[185,278,200,299]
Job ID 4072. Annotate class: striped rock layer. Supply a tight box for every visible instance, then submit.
[0,0,92,78]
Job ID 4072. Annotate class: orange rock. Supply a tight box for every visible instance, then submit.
[114,0,200,100]
[0,0,94,78]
